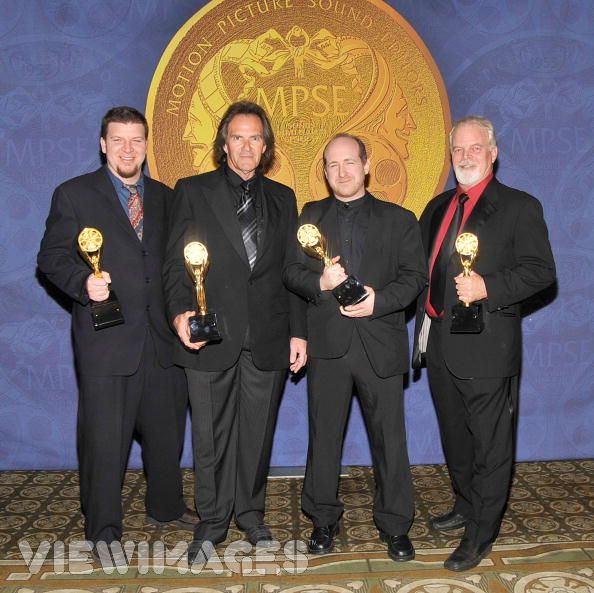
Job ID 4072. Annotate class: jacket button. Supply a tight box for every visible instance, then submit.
[145,277,151,283]
[146,305,150,311]
[142,249,148,256]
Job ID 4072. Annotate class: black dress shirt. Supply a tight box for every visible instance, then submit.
[335,193,370,276]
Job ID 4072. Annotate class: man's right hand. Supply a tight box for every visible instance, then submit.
[319,256,347,291]
[86,271,111,302]
[173,311,207,350]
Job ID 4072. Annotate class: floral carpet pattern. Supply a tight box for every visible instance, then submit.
[1,460,593,591]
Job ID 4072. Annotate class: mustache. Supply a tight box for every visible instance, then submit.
[456,160,476,168]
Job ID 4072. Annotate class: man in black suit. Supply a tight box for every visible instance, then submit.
[284,134,426,562]
[37,107,196,561]
[163,101,307,564]
[412,116,556,571]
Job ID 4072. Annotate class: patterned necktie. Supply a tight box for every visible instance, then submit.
[237,180,258,269]
[429,193,469,314]
[125,183,143,240]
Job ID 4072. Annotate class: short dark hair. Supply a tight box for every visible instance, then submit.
[213,101,275,173]
[323,133,368,165]
[100,106,148,139]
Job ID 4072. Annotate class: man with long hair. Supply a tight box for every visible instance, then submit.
[163,101,307,564]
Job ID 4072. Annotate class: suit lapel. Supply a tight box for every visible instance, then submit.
[142,177,160,246]
[204,168,249,267]
[317,198,340,260]
[427,190,455,263]
[253,178,280,269]
[95,168,139,240]
[357,195,380,276]
[462,178,500,235]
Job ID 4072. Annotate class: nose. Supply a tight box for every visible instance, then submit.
[122,139,134,152]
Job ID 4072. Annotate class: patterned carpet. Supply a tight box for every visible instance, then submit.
[1,460,593,591]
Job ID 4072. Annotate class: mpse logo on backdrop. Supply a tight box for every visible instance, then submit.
[146,0,450,216]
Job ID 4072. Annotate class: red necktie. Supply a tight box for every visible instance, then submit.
[125,184,143,240]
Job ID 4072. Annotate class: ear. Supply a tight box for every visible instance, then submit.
[490,146,498,164]
[223,142,229,156]
[100,137,107,155]
[363,158,371,175]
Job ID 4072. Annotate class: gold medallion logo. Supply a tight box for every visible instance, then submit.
[146,0,451,216]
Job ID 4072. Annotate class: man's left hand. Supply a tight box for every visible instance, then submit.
[455,271,487,304]
[289,337,307,373]
[340,286,375,318]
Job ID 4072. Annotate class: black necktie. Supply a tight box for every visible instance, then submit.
[429,193,469,314]
[237,180,258,270]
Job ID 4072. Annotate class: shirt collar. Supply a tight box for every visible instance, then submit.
[455,173,493,204]
[334,192,369,210]
[224,164,259,189]
[106,166,144,192]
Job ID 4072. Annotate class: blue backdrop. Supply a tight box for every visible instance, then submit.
[1,1,592,470]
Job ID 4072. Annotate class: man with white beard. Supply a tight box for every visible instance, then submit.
[412,116,555,571]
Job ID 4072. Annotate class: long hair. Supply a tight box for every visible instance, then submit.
[213,102,275,173]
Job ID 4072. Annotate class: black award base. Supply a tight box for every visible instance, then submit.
[450,303,484,334]
[332,276,369,307]
[189,312,221,342]
[91,290,125,331]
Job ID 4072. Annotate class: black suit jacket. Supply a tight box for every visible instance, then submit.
[37,166,176,375]
[412,178,556,378]
[284,194,427,378]
[163,167,306,372]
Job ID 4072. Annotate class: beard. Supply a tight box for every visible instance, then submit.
[116,163,141,180]
[454,161,483,187]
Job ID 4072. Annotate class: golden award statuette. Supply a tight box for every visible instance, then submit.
[184,241,220,343]
[297,224,368,307]
[450,232,484,334]
[77,227,125,330]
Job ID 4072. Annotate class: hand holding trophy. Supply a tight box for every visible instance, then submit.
[450,232,484,334]
[184,241,221,343]
[78,227,125,330]
[297,224,368,307]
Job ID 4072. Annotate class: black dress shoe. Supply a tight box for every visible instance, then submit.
[444,538,492,572]
[245,524,275,547]
[308,523,339,554]
[92,542,128,567]
[429,511,467,532]
[147,508,200,531]
[379,532,415,562]
[187,539,215,565]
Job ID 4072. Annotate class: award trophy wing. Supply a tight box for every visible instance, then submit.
[450,232,484,334]
[78,227,125,330]
[297,224,369,307]
[184,241,221,342]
